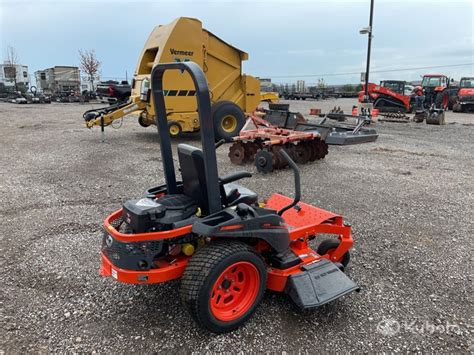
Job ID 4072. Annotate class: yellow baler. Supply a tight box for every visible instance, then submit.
[85,17,263,141]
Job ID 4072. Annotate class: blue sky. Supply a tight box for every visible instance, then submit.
[1,0,473,85]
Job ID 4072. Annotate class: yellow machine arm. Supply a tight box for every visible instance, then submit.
[84,96,147,128]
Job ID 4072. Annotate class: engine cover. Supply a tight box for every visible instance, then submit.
[123,194,197,233]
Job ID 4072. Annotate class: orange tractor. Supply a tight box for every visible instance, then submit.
[453,77,474,113]
[413,74,457,125]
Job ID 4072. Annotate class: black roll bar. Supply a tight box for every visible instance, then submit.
[150,62,222,214]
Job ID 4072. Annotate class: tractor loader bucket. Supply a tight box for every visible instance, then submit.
[285,259,359,309]
[426,109,445,125]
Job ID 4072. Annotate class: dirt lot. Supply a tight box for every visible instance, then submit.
[1,99,473,352]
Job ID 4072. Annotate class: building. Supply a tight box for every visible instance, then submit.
[35,66,81,93]
[0,62,29,91]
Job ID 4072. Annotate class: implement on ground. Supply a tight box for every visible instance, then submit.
[84,17,277,141]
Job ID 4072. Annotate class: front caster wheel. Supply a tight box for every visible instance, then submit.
[317,239,351,269]
[180,241,266,333]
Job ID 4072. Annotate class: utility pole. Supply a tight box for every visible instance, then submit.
[363,0,375,102]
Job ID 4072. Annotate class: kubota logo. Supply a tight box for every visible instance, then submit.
[170,48,194,56]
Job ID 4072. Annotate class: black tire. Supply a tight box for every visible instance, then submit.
[317,239,350,268]
[138,115,151,128]
[180,241,266,333]
[452,101,461,113]
[211,101,246,142]
[434,91,449,110]
[168,121,182,138]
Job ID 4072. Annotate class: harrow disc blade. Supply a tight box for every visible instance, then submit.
[292,143,311,164]
[271,146,288,169]
[228,143,246,165]
[255,150,274,173]
[313,141,329,160]
[307,142,318,162]
[243,142,260,161]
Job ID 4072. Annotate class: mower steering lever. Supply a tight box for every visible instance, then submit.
[219,171,252,185]
[277,149,301,216]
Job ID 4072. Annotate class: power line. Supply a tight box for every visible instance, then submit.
[266,63,474,79]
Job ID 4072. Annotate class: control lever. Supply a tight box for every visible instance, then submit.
[277,149,301,216]
[215,139,226,149]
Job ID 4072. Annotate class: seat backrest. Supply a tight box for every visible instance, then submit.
[177,144,210,214]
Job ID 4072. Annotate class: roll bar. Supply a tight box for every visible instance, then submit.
[150,62,221,214]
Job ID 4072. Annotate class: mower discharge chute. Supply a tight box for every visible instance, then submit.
[99,62,359,333]
[229,108,378,173]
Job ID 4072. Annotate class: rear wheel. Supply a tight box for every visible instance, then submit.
[317,239,350,268]
[180,241,266,333]
[138,115,151,128]
[212,101,246,142]
[168,121,182,138]
[434,90,449,110]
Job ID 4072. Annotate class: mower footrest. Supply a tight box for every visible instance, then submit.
[285,259,359,309]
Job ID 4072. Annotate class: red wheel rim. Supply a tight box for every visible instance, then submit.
[209,261,260,322]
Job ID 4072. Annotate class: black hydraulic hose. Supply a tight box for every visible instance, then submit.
[82,100,130,120]
[215,139,226,149]
[278,149,301,216]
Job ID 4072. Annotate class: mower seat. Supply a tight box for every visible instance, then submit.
[177,144,257,213]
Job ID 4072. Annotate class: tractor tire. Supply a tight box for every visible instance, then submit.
[180,241,266,334]
[317,239,350,269]
[434,91,449,110]
[212,101,246,142]
[452,101,462,112]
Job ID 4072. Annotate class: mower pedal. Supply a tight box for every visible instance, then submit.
[285,259,359,310]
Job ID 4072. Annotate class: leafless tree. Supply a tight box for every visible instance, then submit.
[4,46,19,91]
[79,49,101,91]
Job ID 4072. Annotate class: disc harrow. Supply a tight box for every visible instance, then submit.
[229,113,328,173]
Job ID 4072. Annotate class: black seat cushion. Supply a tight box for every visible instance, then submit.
[178,144,210,214]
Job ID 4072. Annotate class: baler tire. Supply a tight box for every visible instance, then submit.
[180,241,266,334]
[212,101,246,142]
[138,116,152,128]
[168,121,182,137]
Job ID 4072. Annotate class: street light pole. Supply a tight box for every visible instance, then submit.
[364,0,375,102]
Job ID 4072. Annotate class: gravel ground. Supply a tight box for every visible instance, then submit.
[1,99,473,353]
